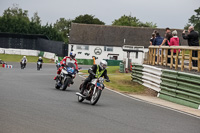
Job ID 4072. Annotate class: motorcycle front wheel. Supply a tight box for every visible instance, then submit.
[62,78,71,91]
[90,87,102,105]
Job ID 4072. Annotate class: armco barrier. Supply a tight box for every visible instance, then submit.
[159,69,200,109]
[132,64,161,92]
[132,64,200,109]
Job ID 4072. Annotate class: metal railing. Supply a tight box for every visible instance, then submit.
[148,46,200,72]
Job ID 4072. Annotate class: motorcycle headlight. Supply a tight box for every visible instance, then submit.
[62,69,68,74]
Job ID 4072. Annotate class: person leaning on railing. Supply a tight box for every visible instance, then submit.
[159,27,173,63]
[182,26,199,67]
[167,30,180,64]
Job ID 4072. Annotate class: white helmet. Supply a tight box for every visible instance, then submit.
[23,56,26,58]
[39,56,42,59]
[99,60,107,69]
[70,51,76,59]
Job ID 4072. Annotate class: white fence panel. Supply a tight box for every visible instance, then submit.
[0,48,5,54]
[143,64,162,76]
[43,52,55,59]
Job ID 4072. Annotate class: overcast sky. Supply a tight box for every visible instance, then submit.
[0,0,200,29]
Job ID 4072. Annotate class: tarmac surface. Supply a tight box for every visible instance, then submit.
[0,62,200,133]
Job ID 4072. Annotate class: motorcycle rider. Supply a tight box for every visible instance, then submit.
[54,51,78,84]
[37,56,43,68]
[20,56,27,68]
[79,60,110,96]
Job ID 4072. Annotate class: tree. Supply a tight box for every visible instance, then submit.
[0,4,30,33]
[54,18,72,42]
[112,15,140,27]
[31,12,41,25]
[112,15,157,28]
[72,14,105,25]
[185,7,200,34]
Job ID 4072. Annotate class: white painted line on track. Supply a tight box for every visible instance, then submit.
[78,74,200,119]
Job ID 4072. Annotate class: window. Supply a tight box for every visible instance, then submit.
[104,46,113,52]
[76,45,89,50]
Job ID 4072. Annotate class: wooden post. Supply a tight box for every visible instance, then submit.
[153,48,156,65]
[150,48,153,64]
[189,50,192,70]
[161,48,164,65]
[175,50,179,70]
[181,49,185,71]
[148,48,151,64]
[198,50,200,72]
[157,48,159,65]
[170,49,173,69]
[165,48,168,66]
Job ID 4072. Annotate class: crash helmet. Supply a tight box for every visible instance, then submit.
[99,60,107,70]
[23,56,26,58]
[39,56,42,59]
[70,51,76,59]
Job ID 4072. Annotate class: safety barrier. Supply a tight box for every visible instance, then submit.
[119,62,124,73]
[0,48,55,59]
[131,64,161,92]
[2,64,13,68]
[159,70,200,109]
[131,64,200,109]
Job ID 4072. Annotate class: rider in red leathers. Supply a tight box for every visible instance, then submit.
[54,51,78,82]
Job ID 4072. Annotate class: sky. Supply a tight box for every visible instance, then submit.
[0,0,200,29]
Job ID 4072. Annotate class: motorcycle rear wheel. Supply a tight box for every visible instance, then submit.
[78,84,85,102]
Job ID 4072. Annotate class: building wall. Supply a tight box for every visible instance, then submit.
[68,44,148,65]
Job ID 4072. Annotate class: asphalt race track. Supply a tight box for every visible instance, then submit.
[0,63,200,133]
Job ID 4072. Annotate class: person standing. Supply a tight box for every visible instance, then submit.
[153,32,164,62]
[182,26,199,67]
[159,27,173,63]
[168,30,180,64]
[149,33,156,46]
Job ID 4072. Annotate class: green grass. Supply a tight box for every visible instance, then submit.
[0,54,54,63]
[80,66,146,94]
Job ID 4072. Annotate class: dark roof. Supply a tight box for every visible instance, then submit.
[69,23,187,48]
[0,32,49,40]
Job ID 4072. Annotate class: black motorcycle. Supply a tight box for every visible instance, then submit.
[37,61,42,70]
[21,60,26,69]
[76,77,109,105]
[55,62,77,91]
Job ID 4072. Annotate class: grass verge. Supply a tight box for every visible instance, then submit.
[0,54,54,63]
[80,66,148,94]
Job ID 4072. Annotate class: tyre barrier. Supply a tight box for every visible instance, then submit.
[132,64,200,109]
[2,64,13,68]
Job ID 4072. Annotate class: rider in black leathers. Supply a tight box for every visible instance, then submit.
[37,56,43,68]
[81,60,110,92]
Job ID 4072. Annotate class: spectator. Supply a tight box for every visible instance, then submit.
[182,26,199,67]
[159,27,173,63]
[168,30,180,64]
[149,33,156,46]
[153,32,164,62]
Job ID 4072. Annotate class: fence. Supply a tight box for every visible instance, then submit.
[148,46,200,72]
[0,33,66,56]
[131,64,200,109]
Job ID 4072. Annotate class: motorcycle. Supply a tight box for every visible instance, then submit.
[21,60,26,69]
[76,77,109,105]
[37,61,42,70]
[55,62,77,91]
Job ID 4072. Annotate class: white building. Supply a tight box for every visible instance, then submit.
[68,23,185,65]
